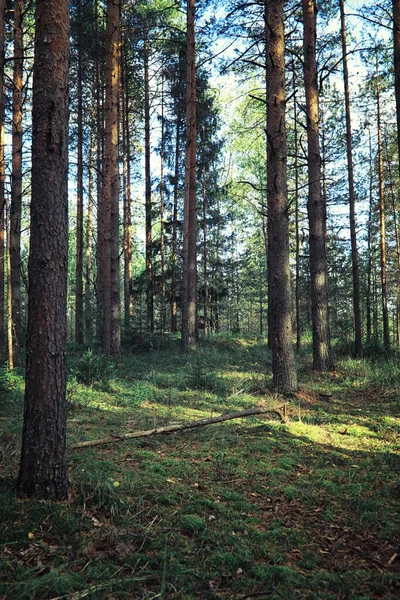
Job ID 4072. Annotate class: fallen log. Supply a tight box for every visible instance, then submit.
[71,406,287,450]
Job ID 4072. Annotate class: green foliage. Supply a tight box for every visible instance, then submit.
[73,348,114,387]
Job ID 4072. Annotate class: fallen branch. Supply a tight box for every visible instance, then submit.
[71,406,288,450]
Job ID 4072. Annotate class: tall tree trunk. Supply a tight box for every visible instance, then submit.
[99,0,121,355]
[170,108,182,333]
[202,163,208,336]
[6,196,13,370]
[122,50,133,326]
[144,28,154,333]
[292,63,301,350]
[160,74,166,334]
[302,0,333,371]
[266,0,297,392]
[17,0,70,499]
[75,0,84,345]
[10,0,23,362]
[366,128,373,347]
[85,103,95,344]
[0,0,5,359]
[181,0,197,352]
[376,61,390,351]
[393,0,400,172]
[386,148,400,345]
[340,0,362,357]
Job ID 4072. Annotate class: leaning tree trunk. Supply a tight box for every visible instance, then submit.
[266,0,298,393]
[302,0,334,371]
[340,0,362,357]
[17,0,70,499]
[10,0,23,362]
[181,0,197,353]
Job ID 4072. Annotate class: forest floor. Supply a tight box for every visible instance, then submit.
[0,334,400,599]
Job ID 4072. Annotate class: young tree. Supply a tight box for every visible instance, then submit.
[302,0,334,371]
[181,0,197,352]
[265,0,297,392]
[17,0,70,499]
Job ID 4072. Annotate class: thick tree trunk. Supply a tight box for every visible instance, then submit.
[10,0,23,362]
[75,0,84,345]
[17,0,70,499]
[376,66,390,351]
[266,0,297,393]
[181,0,197,352]
[340,0,362,357]
[144,29,154,334]
[0,0,5,359]
[302,0,333,371]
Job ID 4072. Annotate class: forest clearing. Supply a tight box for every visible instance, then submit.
[1,335,399,599]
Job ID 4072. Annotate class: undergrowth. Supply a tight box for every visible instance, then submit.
[0,334,399,599]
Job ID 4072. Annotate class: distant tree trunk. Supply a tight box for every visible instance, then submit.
[10,0,23,362]
[385,148,400,346]
[6,196,13,370]
[95,0,103,340]
[393,0,400,171]
[0,0,5,359]
[75,0,84,345]
[376,62,390,351]
[85,103,95,344]
[122,50,133,326]
[292,63,301,350]
[99,0,121,355]
[266,0,297,392]
[170,108,182,333]
[366,128,373,347]
[17,0,70,499]
[144,28,154,334]
[202,163,208,335]
[181,0,197,352]
[160,75,166,334]
[302,0,334,371]
[340,0,362,357]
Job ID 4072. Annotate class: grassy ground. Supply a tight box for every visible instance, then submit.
[0,334,399,599]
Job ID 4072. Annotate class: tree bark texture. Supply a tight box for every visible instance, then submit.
[17,0,70,499]
[181,0,197,352]
[302,0,334,371]
[0,0,5,359]
[340,0,362,358]
[75,0,84,345]
[144,29,154,334]
[10,0,23,361]
[99,0,121,355]
[266,0,298,393]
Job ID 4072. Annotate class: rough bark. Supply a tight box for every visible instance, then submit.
[75,0,84,345]
[376,65,390,351]
[144,29,154,334]
[340,0,362,358]
[0,0,5,359]
[266,0,297,393]
[181,0,197,353]
[302,0,334,371]
[10,0,23,361]
[17,0,70,499]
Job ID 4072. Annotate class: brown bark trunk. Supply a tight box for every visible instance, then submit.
[340,0,362,357]
[99,0,121,355]
[144,29,154,334]
[181,0,197,353]
[75,0,84,345]
[122,50,133,326]
[292,64,301,350]
[160,75,166,334]
[393,0,400,172]
[0,0,5,359]
[17,0,70,499]
[302,0,334,371]
[385,147,400,346]
[202,163,208,336]
[376,63,390,351]
[85,101,95,344]
[266,0,297,392]
[10,0,23,362]
[6,196,13,370]
[366,128,373,347]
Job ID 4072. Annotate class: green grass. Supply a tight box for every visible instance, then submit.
[1,335,400,598]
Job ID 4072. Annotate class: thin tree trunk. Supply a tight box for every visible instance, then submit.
[160,74,166,334]
[366,128,373,347]
[122,49,133,326]
[75,0,84,345]
[340,0,362,357]
[144,28,154,333]
[85,104,95,344]
[10,0,23,362]
[202,163,208,335]
[17,0,70,499]
[376,61,390,351]
[266,0,297,392]
[170,109,182,333]
[386,151,400,346]
[6,196,13,370]
[0,0,5,359]
[292,63,301,350]
[302,0,334,371]
[181,0,197,352]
